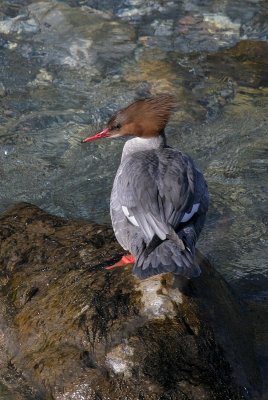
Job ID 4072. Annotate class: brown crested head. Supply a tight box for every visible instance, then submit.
[107,93,176,138]
[82,94,176,143]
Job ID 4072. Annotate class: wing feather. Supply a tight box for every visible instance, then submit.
[111,147,206,247]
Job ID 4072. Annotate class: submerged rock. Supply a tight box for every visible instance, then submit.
[0,82,6,97]
[0,1,136,71]
[0,203,261,399]
[0,15,39,35]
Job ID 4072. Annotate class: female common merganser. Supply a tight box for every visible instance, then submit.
[83,94,209,279]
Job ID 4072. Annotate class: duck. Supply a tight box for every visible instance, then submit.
[83,94,209,279]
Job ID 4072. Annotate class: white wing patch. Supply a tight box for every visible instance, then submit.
[181,203,200,223]
[122,206,139,227]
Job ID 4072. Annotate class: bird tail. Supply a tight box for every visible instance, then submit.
[132,230,201,280]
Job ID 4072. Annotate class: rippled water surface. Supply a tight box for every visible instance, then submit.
[1,0,267,284]
[0,0,268,397]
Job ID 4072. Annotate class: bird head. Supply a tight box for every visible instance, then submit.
[82,94,176,143]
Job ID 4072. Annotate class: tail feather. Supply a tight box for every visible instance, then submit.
[132,236,201,280]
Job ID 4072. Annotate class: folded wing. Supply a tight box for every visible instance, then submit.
[111,148,203,245]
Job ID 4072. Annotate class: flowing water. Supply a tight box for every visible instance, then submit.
[0,0,267,397]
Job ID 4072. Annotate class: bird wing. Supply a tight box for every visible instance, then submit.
[112,148,203,244]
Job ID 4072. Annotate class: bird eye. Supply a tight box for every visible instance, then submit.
[112,123,121,130]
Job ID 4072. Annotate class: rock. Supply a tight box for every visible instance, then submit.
[116,0,176,20]
[206,40,268,89]
[203,14,240,33]
[151,19,174,36]
[28,68,53,87]
[0,203,261,400]
[0,16,39,35]
[233,275,268,399]
[25,1,136,69]
[0,1,136,71]
[174,13,240,53]
[0,82,6,97]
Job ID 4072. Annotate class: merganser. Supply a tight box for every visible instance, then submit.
[83,94,209,279]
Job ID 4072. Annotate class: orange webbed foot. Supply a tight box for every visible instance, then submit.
[105,254,135,270]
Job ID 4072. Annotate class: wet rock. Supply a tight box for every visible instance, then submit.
[151,19,174,36]
[206,40,268,89]
[0,15,39,35]
[175,13,240,53]
[28,68,53,87]
[0,1,136,71]
[26,1,136,69]
[117,0,176,21]
[0,82,6,97]
[0,203,261,400]
[203,13,241,32]
[233,275,268,398]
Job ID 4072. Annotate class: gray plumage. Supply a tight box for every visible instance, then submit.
[110,135,209,279]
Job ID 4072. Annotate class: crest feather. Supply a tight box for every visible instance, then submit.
[108,94,177,137]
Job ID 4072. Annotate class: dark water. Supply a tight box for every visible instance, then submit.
[0,0,267,396]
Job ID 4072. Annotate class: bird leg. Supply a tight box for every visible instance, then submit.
[105,254,135,270]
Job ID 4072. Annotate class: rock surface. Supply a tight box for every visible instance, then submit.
[0,203,261,399]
